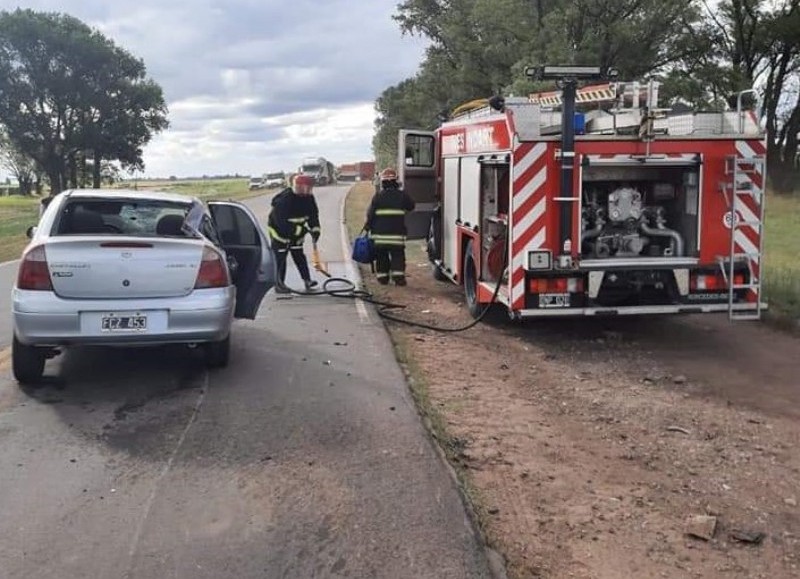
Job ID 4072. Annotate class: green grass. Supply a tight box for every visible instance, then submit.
[764,193,800,320]
[0,196,40,262]
[0,179,266,262]
[124,178,260,202]
[344,181,373,240]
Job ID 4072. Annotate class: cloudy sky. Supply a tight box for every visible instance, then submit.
[1,1,428,178]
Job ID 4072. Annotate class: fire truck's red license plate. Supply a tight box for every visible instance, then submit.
[539,293,570,308]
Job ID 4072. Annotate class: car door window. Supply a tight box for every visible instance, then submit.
[208,202,274,320]
[211,204,258,246]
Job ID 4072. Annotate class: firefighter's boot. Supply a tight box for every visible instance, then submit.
[393,275,407,286]
[304,279,319,291]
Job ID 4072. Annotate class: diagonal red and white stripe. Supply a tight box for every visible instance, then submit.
[510,142,549,310]
[733,140,766,298]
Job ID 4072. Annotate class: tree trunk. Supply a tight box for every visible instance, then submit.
[93,150,102,188]
[48,169,62,195]
[68,154,78,189]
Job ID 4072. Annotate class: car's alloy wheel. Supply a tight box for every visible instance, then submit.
[12,336,46,385]
[204,336,230,369]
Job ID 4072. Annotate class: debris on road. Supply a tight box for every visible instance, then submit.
[730,529,766,545]
[686,515,718,541]
[666,425,691,435]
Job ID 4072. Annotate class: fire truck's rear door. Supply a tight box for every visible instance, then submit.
[398,130,437,239]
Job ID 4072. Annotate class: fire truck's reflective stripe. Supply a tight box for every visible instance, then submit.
[511,229,547,304]
[734,230,760,264]
[732,140,765,300]
[513,173,547,228]
[511,142,549,310]
[513,196,547,247]
[734,201,761,233]
[735,141,764,171]
[513,142,547,182]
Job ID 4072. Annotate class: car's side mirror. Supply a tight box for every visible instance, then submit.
[26,226,36,239]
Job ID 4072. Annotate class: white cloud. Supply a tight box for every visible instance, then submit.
[0,0,428,177]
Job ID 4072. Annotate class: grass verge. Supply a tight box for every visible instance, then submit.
[343,181,494,543]
[0,196,39,263]
[125,178,265,202]
[764,193,800,325]
[0,179,266,263]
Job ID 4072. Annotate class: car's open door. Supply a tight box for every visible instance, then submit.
[207,201,275,319]
[398,129,438,239]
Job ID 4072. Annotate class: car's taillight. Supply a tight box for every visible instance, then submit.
[17,245,53,291]
[194,246,230,289]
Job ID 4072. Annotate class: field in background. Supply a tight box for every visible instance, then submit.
[764,194,800,320]
[344,182,373,239]
[0,196,39,263]
[0,179,261,263]
[129,178,258,201]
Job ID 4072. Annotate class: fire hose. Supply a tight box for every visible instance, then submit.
[280,240,509,333]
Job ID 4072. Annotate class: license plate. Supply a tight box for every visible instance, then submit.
[539,293,570,308]
[101,314,147,331]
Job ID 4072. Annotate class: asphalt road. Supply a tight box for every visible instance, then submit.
[0,186,492,579]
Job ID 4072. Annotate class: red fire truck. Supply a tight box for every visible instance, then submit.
[399,66,766,321]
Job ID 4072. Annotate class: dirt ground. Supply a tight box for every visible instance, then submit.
[365,245,800,579]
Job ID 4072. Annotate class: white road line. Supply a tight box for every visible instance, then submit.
[338,192,369,323]
[124,373,208,571]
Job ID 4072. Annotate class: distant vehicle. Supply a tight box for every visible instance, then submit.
[337,163,359,182]
[264,172,286,188]
[248,177,265,190]
[299,157,336,186]
[337,161,375,183]
[11,189,276,384]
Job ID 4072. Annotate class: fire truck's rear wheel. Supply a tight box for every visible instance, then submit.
[463,241,482,319]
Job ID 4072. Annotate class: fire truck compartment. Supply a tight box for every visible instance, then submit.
[579,161,701,264]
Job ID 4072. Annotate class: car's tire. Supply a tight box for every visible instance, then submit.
[204,336,230,369]
[12,336,46,385]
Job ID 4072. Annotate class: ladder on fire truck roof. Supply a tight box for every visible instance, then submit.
[529,81,657,108]
[720,155,767,321]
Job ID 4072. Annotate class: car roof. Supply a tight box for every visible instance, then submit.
[63,188,198,205]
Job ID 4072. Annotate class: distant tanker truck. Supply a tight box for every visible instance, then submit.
[299,157,336,186]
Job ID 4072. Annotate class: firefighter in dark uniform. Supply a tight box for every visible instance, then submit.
[268,174,321,293]
[365,168,415,286]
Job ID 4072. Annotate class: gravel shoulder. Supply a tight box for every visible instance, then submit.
[359,238,800,579]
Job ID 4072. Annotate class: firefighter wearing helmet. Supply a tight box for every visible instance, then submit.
[267,174,321,293]
[365,167,415,285]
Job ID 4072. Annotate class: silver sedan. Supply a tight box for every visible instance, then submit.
[11,189,275,384]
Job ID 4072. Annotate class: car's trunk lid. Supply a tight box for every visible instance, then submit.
[45,237,204,299]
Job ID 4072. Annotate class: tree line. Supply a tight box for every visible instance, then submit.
[0,9,168,195]
[374,0,800,192]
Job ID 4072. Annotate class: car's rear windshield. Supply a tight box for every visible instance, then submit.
[54,198,192,237]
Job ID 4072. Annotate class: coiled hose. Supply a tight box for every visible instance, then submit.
[281,240,509,333]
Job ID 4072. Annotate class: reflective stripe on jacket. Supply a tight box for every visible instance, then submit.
[267,188,321,242]
[365,185,415,244]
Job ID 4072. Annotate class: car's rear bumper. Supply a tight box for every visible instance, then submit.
[12,287,235,347]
